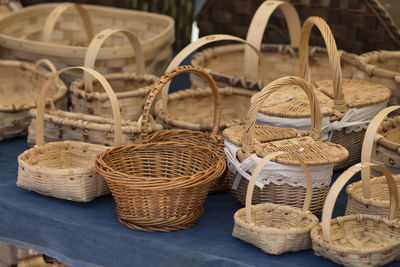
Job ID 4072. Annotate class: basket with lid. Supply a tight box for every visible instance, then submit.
[311,162,400,267]
[223,76,348,214]
[254,16,391,169]
[0,2,174,81]
[18,66,124,202]
[69,28,158,121]
[191,0,358,91]
[345,105,400,218]
[233,151,318,254]
[95,66,226,231]
[0,59,67,141]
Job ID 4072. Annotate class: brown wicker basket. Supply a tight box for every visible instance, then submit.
[0,2,174,82]
[0,59,67,141]
[233,151,319,254]
[191,0,358,91]
[70,28,158,121]
[311,162,400,267]
[223,76,348,214]
[18,66,123,202]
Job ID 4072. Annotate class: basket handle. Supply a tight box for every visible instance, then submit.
[238,76,322,161]
[35,66,122,147]
[161,34,262,111]
[42,2,94,43]
[245,151,312,223]
[321,162,399,242]
[360,105,400,198]
[299,16,347,118]
[244,0,301,75]
[140,65,221,144]
[83,28,146,92]
[34,59,57,74]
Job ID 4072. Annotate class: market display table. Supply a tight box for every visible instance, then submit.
[0,138,399,267]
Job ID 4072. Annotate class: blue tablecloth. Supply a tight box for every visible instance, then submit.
[0,138,399,267]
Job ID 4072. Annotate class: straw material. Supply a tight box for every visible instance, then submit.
[311,163,400,267]
[0,3,174,81]
[0,59,67,141]
[355,50,400,106]
[18,66,123,202]
[233,152,318,254]
[224,76,348,214]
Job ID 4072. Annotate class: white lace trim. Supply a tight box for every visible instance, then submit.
[225,140,334,190]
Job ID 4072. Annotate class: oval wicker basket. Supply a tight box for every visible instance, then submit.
[70,28,158,121]
[223,76,348,214]
[0,2,174,81]
[190,0,358,90]
[233,151,318,254]
[345,105,400,218]
[355,50,400,106]
[18,66,123,202]
[311,162,400,267]
[0,59,67,141]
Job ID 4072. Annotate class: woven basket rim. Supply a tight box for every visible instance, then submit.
[357,50,400,80]
[0,60,67,112]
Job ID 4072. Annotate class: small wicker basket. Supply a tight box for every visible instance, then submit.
[0,59,67,142]
[18,66,123,202]
[311,162,400,267]
[70,28,158,121]
[233,151,318,254]
[223,76,349,214]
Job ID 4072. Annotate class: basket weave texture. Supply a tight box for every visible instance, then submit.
[311,162,400,267]
[0,59,67,141]
[18,66,124,202]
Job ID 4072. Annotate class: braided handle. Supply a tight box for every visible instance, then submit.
[140,65,221,144]
[322,162,399,242]
[83,28,145,92]
[42,3,94,43]
[239,76,322,160]
[299,16,347,117]
[244,0,301,75]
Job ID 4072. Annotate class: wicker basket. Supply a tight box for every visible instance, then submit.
[255,16,391,169]
[0,0,21,15]
[0,59,67,141]
[355,50,400,106]
[223,76,349,214]
[0,2,174,82]
[70,28,158,121]
[311,162,400,267]
[18,66,123,202]
[191,0,358,91]
[233,151,319,254]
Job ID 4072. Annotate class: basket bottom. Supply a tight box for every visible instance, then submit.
[116,206,204,232]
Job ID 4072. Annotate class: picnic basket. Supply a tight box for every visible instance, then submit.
[70,28,158,121]
[191,0,358,91]
[355,50,400,106]
[0,2,174,81]
[223,76,348,214]
[255,16,391,169]
[232,151,319,254]
[311,162,400,267]
[0,59,67,141]
[18,66,123,202]
[95,66,226,231]
[345,105,400,218]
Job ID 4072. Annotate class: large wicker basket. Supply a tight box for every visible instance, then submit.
[70,28,158,121]
[18,66,123,202]
[311,162,400,267]
[0,2,174,81]
[0,59,67,141]
[233,151,318,254]
[223,76,348,214]
[191,0,358,91]
[255,16,391,169]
